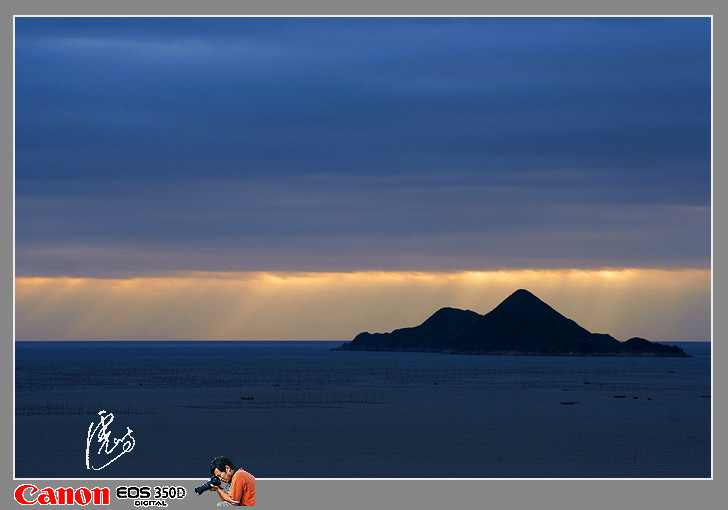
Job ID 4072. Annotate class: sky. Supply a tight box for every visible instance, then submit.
[14,17,711,341]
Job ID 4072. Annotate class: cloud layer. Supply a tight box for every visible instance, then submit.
[15,17,711,275]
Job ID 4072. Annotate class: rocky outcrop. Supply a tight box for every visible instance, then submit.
[335,289,689,357]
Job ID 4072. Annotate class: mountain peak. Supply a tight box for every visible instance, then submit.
[503,288,544,303]
[492,288,555,314]
[512,288,536,296]
[424,307,480,323]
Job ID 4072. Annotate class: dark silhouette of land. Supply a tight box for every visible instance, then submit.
[335,289,688,356]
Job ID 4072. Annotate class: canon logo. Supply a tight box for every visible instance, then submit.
[14,485,110,506]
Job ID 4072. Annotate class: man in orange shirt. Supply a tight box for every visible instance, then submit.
[208,456,256,506]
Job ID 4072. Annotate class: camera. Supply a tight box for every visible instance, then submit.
[194,475,221,495]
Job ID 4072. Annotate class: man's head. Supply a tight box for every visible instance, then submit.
[210,456,236,483]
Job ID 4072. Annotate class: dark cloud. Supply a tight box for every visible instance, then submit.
[15,17,711,275]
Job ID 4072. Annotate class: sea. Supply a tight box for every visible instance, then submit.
[15,341,711,479]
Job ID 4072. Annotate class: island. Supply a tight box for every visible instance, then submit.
[334,289,688,356]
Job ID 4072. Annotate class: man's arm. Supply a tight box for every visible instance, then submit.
[210,486,240,506]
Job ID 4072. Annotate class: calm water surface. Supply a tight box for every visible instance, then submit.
[15,341,711,478]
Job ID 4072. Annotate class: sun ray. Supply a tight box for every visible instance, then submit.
[15,268,710,342]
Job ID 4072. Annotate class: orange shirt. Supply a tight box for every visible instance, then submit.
[229,468,255,506]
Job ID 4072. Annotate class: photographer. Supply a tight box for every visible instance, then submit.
[208,456,256,506]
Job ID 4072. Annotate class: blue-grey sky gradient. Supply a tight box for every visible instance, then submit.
[15,17,711,276]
